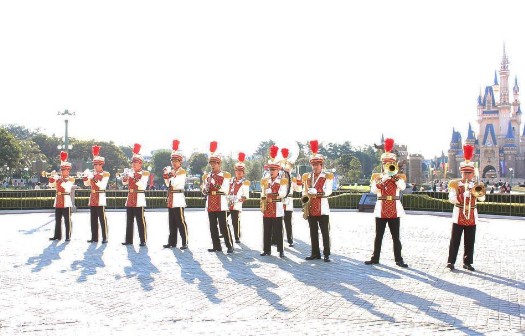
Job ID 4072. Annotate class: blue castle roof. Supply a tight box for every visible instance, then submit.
[506,121,515,139]
[494,71,499,85]
[482,124,497,146]
[467,123,476,140]
[483,86,496,107]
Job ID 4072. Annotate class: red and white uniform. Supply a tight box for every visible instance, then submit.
[83,171,110,206]
[164,167,187,208]
[262,175,288,218]
[49,176,74,208]
[228,177,250,211]
[122,171,149,207]
[449,180,485,225]
[203,171,231,212]
[302,172,333,216]
[372,174,406,218]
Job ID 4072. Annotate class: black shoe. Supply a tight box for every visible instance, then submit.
[122,242,132,245]
[49,237,59,241]
[446,263,455,270]
[364,260,379,265]
[102,240,108,244]
[139,242,146,247]
[65,239,71,242]
[87,240,98,243]
[260,252,270,256]
[227,248,234,253]
[305,255,321,260]
[280,252,285,258]
[463,264,475,271]
[235,239,240,243]
[289,243,294,247]
[324,256,331,262]
[180,245,188,250]
[208,248,221,252]
[163,244,173,248]
[396,261,409,268]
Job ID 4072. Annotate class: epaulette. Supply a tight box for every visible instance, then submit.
[370,173,381,184]
[223,172,231,179]
[243,180,251,186]
[103,172,110,177]
[177,168,186,175]
[68,177,75,183]
[396,173,406,181]
[325,172,334,180]
[143,171,150,176]
[448,179,460,190]
[280,178,289,185]
[292,177,297,183]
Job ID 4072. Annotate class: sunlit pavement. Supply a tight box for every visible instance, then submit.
[0,209,523,335]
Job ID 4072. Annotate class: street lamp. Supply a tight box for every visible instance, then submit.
[57,109,76,153]
[509,167,514,187]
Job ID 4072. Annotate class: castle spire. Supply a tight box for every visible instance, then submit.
[501,42,509,71]
[506,121,515,139]
[494,70,499,85]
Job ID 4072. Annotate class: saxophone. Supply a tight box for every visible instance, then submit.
[260,178,268,213]
[301,174,310,220]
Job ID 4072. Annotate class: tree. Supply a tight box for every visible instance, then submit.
[335,154,362,184]
[188,153,208,176]
[68,139,128,180]
[2,124,38,140]
[253,140,275,158]
[151,149,171,183]
[0,128,22,178]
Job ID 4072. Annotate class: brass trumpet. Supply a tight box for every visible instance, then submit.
[383,162,399,175]
[116,168,132,180]
[41,170,58,178]
[76,169,94,179]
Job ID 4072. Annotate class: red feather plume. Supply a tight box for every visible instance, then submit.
[463,144,474,161]
[133,143,141,155]
[210,141,218,153]
[60,151,68,162]
[172,139,180,151]
[238,152,245,162]
[269,145,279,159]
[92,145,101,156]
[281,148,289,159]
[310,140,319,154]
[384,138,394,153]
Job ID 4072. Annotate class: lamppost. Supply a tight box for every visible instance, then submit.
[57,109,76,153]
[509,167,514,187]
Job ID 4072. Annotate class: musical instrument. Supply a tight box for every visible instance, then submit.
[382,162,399,176]
[163,166,172,176]
[116,168,132,180]
[464,167,486,220]
[260,178,268,213]
[41,170,58,179]
[301,194,310,220]
[75,169,94,179]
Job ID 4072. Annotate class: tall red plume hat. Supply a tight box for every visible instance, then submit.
[381,138,397,163]
[60,151,72,169]
[131,143,144,163]
[170,139,183,162]
[309,140,325,164]
[280,148,293,170]
[208,141,222,164]
[92,145,105,165]
[267,145,281,169]
[234,152,246,171]
[460,144,475,173]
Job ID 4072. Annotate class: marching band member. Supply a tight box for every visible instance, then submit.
[202,141,234,253]
[83,145,110,243]
[446,144,485,271]
[365,138,408,268]
[121,143,149,247]
[48,151,75,241]
[227,152,250,243]
[280,148,302,247]
[260,145,288,258]
[163,139,189,250]
[302,140,334,262]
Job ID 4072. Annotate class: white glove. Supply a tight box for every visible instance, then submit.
[468,182,474,189]
[463,190,470,198]
[308,188,317,195]
[381,175,389,182]
[265,188,273,194]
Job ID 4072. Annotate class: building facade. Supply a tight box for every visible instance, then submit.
[448,47,524,179]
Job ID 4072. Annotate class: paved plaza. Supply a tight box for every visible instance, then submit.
[0,209,524,335]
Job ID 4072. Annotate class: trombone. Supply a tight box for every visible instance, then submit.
[464,168,486,220]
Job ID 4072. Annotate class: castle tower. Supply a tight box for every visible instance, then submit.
[408,154,424,185]
[503,121,518,177]
[447,128,461,178]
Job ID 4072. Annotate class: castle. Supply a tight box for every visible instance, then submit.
[448,47,524,179]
